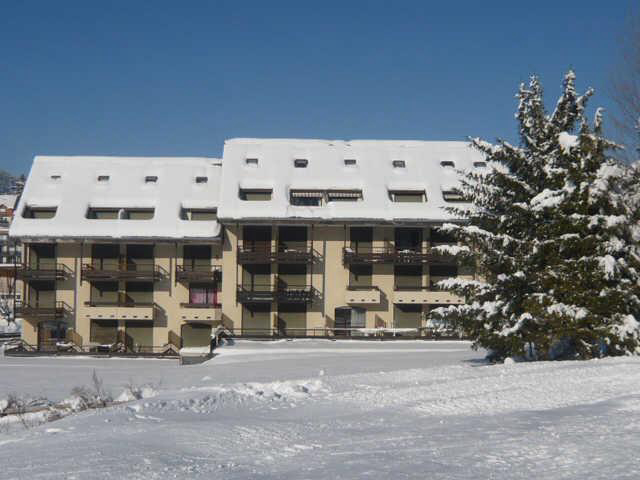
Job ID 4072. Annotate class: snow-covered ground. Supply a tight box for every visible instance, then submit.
[1,340,640,479]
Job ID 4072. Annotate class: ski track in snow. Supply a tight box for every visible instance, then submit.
[2,341,640,479]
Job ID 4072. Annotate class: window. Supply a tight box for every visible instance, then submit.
[123,209,154,220]
[344,159,357,166]
[145,176,158,183]
[245,158,259,166]
[23,206,57,219]
[327,190,363,202]
[240,189,272,201]
[195,176,208,184]
[349,264,372,288]
[429,264,458,278]
[97,175,110,182]
[87,208,119,220]
[181,208,217,221]
[290,190,323,206]
[440,161,455,168]
[395,265,422,289]
[392,160,406,168]
[189,283,219,307]
[473,161,486,168]
[389,190,425,203]
[442,190,465,202]
[395,228,422,251]
[294,159,308,168]
[430,228,456,244]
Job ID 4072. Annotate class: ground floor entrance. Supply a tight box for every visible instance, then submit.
[181,323,212,348]
[124,321,154,352]
[37,321,67,351]
[334,307,365,336]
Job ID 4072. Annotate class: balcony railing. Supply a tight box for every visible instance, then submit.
[15,301,68,318]
[238,243,313,264]
[16,263,70,281]
[343,247,457,265]
[81,263,165,282]
[236,283,315,303]
[176,264,221,282]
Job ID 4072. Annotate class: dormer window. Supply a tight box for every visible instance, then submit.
[246,158,259,166]
[473,161,486,168]
[294,159,308,168]
[440,161,455,168]
[87,207,154,220]
[344,159,357,166]
[327,190,363,202]
[239,188,272,201]
[195,176,208,184]
[181,208,217,220]
[23,206,57,219]
[442,190,465,202]
[392,160,406,168]
[290,190,323,206]
[97,175,110,182]
[145,175,158,183]
[389,190,426,203]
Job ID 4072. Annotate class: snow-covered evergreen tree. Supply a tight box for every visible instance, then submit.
[430,71,640,360]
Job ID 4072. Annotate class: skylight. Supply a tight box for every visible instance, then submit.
[440,161,455,168]
[195,176,208,184]
[245,158,259,166]
[97,175,110,182]
[344,159,357,166]
[392,160,406,168]
[145,175,158,183]
[473,161,487,168]
[294,159,308,168]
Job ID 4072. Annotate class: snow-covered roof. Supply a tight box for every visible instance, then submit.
[0,195,17,210]
[218,138,484,223]
[10,156,222,241]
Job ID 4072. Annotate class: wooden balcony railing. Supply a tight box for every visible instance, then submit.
[175,264,222,282]
[15,301,68,318]
[238,243,314,264]
[236,284,315,303]
[81,263,165,282]
[16,263,71,281]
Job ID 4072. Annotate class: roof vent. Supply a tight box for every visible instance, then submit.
[440,161,455,168]
[294,159,308,168]
[344,159,357,166]
[473,161,487,168]
[195,176,208,184]
[145,175,158,183]
[392,160,406,168]
[246,158,259,166]
[97,175,110,182]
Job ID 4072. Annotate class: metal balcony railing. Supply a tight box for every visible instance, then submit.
[16,263,71,281]
[81,263,165,282]
[175,264,222,282]
[236,283,315,303]
[238,243,314,264]
[15,301,68,318]
[343,247,458,265]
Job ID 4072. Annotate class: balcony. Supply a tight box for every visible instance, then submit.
[176,265,221,282]
[238,243,313,264]
[81,263,165,282]
[343,247,457,265]
[16,263,70,281]
[393,286,464,305]
[15,301,68,318]
[236,284,315,304]
[83,299,157,320]
[344,286,381,305]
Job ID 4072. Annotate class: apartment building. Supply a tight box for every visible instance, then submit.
[10,139,484,352]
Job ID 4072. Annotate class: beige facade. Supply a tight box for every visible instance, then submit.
[17,223,469,350]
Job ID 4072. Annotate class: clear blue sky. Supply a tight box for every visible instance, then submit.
[0,0,634,175]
